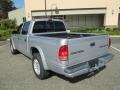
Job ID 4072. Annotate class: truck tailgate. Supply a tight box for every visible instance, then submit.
[68,35,109,67]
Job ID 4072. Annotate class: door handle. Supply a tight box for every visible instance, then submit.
[90,42,95,47]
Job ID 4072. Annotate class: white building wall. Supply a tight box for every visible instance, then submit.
[8,8,25,25]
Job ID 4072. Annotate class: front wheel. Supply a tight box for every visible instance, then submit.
[32,53,50,80]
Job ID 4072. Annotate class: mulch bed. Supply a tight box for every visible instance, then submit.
[0,38,6,41]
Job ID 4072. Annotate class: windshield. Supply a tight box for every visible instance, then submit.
[32,21,66,33]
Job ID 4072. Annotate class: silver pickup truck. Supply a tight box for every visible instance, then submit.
[10,19,113,80]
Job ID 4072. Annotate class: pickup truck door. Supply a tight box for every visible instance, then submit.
[12,24,23,49]
[18,22,30,55]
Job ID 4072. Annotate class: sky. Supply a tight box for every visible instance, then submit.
[12,0,24,8]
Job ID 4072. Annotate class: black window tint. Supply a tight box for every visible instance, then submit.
[54,21,66,31]
[32,21,66,33]
[22,22,30,35]
[33,21,46,33]
[46,21,54,32]
[17,24,23,34]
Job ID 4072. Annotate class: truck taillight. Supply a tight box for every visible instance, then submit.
[58,45,68,61]
[108,38,111,48]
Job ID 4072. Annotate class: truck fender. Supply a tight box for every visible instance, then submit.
[31,46,48,70]
[10,38,16,49]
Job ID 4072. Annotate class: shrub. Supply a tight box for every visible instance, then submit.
[0,29,15,39]
[0,19,16,40]
[0,19,16,30]
[71,27,120,35]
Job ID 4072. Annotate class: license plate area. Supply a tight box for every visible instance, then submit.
[88,59,98,68]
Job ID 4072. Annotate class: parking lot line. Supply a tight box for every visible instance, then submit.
[111,46,120,53]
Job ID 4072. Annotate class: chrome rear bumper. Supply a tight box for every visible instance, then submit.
[64,53,114,78]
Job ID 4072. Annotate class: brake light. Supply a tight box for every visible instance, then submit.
[108,38,111,48]
[48,16,52,21]
[58,45,68,61]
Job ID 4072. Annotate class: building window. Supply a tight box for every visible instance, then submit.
[52,15,64,20]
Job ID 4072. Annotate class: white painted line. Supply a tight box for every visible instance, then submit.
[111,46,120,53]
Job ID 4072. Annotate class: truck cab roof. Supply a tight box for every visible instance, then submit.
[27,18,64,23]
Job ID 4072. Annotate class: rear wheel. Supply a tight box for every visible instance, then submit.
[10,42,19,55]
[32,53,50,80]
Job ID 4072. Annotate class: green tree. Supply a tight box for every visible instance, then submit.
[0,0,16,19]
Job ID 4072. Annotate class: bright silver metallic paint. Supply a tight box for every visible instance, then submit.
[11,19,113,78]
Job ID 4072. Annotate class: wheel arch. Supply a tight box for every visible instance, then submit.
[30,46,48,70]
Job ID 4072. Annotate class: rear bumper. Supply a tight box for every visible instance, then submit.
[63,53,114,78]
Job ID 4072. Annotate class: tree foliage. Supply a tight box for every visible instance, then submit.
[0,0,16,19]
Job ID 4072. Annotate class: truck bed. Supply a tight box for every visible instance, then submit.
[36,33,98,39]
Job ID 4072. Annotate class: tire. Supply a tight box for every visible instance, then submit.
[10,41,19,55]
[32,53,50,80]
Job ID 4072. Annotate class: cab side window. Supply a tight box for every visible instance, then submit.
[22,22,30,35]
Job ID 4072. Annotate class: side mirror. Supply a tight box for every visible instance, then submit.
[12,31,18,34]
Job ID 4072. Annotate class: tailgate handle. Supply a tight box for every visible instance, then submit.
[90,42,95,47]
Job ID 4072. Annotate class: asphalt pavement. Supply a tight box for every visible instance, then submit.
[0,37,120,90]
